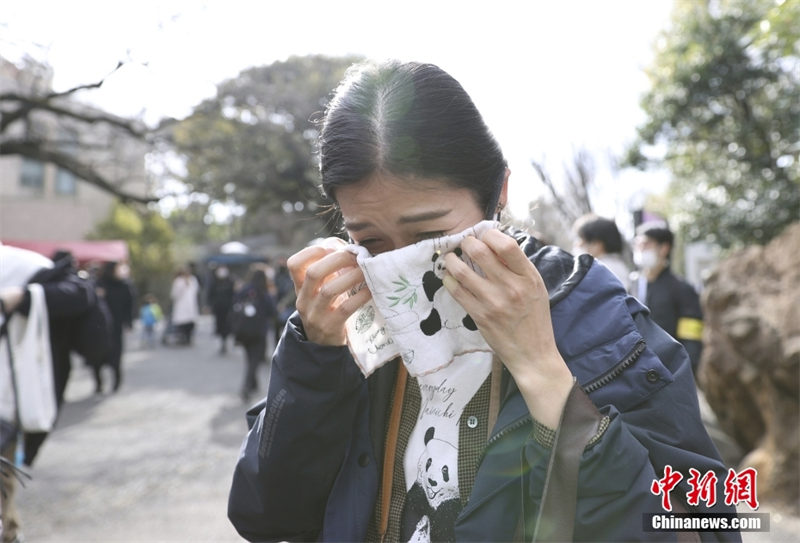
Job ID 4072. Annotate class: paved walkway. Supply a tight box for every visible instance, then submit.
[16,316,258,542]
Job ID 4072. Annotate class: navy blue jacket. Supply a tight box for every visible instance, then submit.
[228,238,740,542]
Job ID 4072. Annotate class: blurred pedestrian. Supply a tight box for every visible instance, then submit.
[633,220,704,372]
[231,265,276,403]
[139,293,163,349]
[170,266,200,346]
[188,261,205,313]
[272,257,295,344]
[96,261,135,393]
[572,213,632,290]
[1,244,109,543]
[207,265,235,355]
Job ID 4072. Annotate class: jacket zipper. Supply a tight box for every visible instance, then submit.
[581,339,647,394]
[476,339,645,464]
[478,414,532,465]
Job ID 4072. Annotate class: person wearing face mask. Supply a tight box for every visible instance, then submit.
[208,265,235,355]
[633,221,704,372]
[227,61,738,542]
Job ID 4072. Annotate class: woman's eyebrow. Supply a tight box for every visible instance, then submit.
[342,219,372,232]
[397,209,452,224]
[344,209,452,232]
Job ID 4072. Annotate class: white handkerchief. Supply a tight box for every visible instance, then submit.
[344,220,498,377]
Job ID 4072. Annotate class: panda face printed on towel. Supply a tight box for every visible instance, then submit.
[337,172,488,256]
[420,248,478,336]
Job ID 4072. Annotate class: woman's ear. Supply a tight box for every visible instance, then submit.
[498,168,510,211]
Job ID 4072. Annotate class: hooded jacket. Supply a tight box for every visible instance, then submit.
[228,235,740,542]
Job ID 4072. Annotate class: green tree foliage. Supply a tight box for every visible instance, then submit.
[626,0,800,248]
[167,199,231,245]
[89,201,176,303]
[171,55,361,238]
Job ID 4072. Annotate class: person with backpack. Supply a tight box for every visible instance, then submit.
[1,245,111,543]
[230,265,276,403]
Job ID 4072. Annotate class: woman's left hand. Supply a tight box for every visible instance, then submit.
[442,229,573,427]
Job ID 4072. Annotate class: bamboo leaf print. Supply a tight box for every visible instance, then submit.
[388,275,418,308]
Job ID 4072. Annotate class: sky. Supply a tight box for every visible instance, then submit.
[1,0,674,228]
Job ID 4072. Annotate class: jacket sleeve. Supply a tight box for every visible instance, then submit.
[227,312,366,542]
[524,314,740,542]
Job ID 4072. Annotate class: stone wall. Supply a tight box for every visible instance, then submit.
[699,222,800,512]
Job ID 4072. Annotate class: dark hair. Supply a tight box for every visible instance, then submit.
[575,215,624,254]
[319,60,507,219]
[248,266,269,294]
[637,220,674,247]
[100,260,117,279]
[52,249,76,271]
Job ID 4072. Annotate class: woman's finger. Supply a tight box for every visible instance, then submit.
[457,235,508,281]
[302,250,358,293]
[479,229,534,277]
[287,246,330,293]
[316,264,367,308]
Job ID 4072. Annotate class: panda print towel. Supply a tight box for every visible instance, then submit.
[344,220,499,378]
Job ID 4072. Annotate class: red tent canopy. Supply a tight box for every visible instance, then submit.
[1,239,129,267]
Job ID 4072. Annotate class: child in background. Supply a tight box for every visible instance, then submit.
[140,294,163,348]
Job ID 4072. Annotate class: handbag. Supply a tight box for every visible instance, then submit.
[0,285,57,433]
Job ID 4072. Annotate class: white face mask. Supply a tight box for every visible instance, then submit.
[633,248,659,270]
[116,264,130,279]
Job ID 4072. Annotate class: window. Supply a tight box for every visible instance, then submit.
[20,158,45,192]
[55,168,77,195]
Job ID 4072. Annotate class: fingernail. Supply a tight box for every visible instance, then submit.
[442,274,457,292]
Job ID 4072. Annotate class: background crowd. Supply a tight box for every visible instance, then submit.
[0,244,295,542]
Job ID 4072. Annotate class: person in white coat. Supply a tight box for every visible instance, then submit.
[170,267,200,346]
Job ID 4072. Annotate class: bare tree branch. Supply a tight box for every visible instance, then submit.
[532,149,596,227]
[530,159,576,225]
[0,139,156,204]
[44,61,124,100]
[0,91,148,138]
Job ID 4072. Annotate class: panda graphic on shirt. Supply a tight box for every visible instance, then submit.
[400,426,461,543]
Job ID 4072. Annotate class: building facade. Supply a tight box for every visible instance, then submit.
[0,56,150,243]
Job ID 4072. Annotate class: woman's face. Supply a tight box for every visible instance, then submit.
[336,172,486,255]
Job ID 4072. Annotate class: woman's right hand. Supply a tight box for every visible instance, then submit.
[287,240,372,346]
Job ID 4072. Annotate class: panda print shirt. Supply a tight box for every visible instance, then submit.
[399,351,492,543]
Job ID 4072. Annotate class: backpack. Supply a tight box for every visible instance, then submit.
[228,291,269,344]
[27,261,113,363]
[73,293,113,362]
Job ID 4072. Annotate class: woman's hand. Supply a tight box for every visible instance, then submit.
[287,239,372,346]
[0,286,25,313]
[442,229,573,428]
